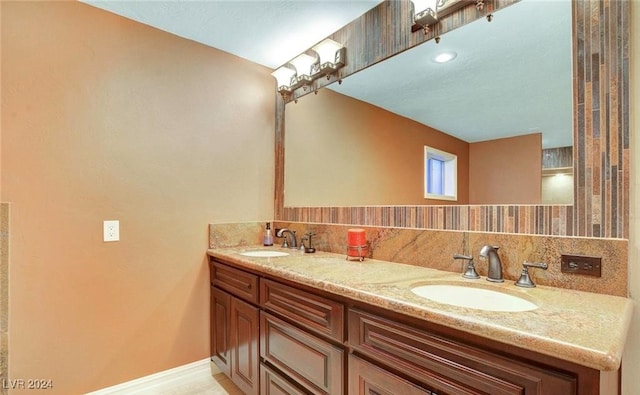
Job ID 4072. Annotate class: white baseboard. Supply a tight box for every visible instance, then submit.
[86,358,216,395]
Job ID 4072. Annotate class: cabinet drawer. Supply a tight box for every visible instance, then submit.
[348,308,576,395]
[349,354,434,395]
[212,260,259,304]
[261,311,344,395]
[260,363,308,395]
[261,278,344,342]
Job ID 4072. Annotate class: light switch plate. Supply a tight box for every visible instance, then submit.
[103,220,119,242]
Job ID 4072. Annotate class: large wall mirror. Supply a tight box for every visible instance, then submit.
[284,0,573,207]
[275,0,629,239]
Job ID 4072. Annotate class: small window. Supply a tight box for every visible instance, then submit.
[424,146,457,201]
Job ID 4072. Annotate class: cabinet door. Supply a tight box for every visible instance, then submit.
[211,286,231,376]
[230,296,260,395]
[349,354,434,395]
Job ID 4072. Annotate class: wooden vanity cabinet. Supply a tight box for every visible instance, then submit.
[210,261,260,395]
[210,257,603,395]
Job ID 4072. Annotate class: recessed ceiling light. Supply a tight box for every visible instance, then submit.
[432,51,457,63]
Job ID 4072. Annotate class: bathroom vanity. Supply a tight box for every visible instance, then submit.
[208,247,632,395]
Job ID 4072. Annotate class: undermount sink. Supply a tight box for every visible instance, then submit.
[240,250,290,258]
[411,284,538,312]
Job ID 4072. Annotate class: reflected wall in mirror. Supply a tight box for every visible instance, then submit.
[541,146,573,204]
[284,0,573,207]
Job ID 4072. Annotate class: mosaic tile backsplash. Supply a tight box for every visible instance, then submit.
[283,205,575,236]
[209,221,628,297]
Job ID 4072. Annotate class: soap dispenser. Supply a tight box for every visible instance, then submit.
[263,222,274,246]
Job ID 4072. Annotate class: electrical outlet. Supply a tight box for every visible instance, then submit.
[560,254,601,277]
[103,220,120,242]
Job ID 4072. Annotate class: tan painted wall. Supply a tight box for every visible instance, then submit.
[1,2,274,393]
[469,133,542,204]
[284,88,470,206]
[0,0,2,202]
[624,1,639,393]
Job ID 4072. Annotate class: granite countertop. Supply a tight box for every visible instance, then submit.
[207,246,634,372]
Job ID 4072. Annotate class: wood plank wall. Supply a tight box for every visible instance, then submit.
[274,0,630,239]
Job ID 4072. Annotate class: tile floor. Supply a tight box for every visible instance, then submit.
[88,361,244,395]
[154,371,243,395]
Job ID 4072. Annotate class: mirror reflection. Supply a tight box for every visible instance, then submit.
[284,0,573,207]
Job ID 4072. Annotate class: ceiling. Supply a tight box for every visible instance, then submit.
[82,0,572,148]
[82,0,383,69]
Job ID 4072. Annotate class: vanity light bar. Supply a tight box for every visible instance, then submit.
[411,0,483,34]
[271,38,346,96]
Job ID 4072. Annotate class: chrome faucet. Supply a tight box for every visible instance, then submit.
[479,245,504,282]
[276,228,297,249]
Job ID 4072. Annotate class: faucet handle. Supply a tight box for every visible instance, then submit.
[453,253,473,260]
[453,254,480,279]
[523,261,548,270]
[515,261,548,288]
